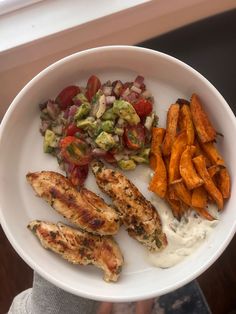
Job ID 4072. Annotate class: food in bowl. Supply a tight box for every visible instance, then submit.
[29,75,231,279]
[26,170,120,236]
[28,220,124,282]
[39,75,157,187]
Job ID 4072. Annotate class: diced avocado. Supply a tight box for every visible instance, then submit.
[101,107,118,121]
[118,159,136,170]
[114,127,124,136]
[101,120,114,133]
[43,129,57,153]
[76,117,95,129]
[74,102,91,120]
[131,148,150,164]
[113,100,140,125]
[73,93,89,104]
[95,131,116,151]
[87,120,102,138]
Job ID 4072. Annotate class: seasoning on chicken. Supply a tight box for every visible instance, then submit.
[91,161,167,251]
[26,171,120,236]
[28,220,124,282]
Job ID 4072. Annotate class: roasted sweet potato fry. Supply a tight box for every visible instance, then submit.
[217,168,231,199]
[169,131,187,183]
[165,191,182,220]
[194,139,212,167]
[190,94,216,143]
[176,98,190,106]
[200,141,225,166]
[179,105,195,145]
[151,127,166,154]
[193,155,223,210]
[179,145,203,190]
[207,165,221,178]
[191,186,207,208]
[193,207,215,221]
[162,104,180,156]
[149,127,166,170]
[168,184,179,200]
[149,154,167,198]
[172,180,192,207]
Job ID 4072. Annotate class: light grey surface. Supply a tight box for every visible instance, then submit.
[8,272,99,314]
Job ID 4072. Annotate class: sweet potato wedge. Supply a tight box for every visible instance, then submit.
[179,104,195,145]
[190,94,216,143]
[176,98,190,106]
[149,153,167,198]
[193,155,223,210]
[207,165,221,178]
[162,104,180,156]
[191,186,208,208]
[165,191,183,220]
[217,168,231,199]
[200,141,225,166]
[193,207,215,221]
[149,127,166,170]
[194,139,212,167]
[172,180,192,207]
[179,145,203,190]
[151,127,166,154]
[168,184,179,200]
[169,131,187,183]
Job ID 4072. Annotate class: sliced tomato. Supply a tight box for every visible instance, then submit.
[56,85,80,110]
[132,98,153,118]
[59,136,91,166]
[67,164,89,186]
[65,124,83,136]
[103,152,117,164]
[123,124,145,150]
[85,75,101,102]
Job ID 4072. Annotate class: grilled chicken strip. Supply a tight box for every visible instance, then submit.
[91,161,167,252]
[26,171,120,235]
[28,220,123,282]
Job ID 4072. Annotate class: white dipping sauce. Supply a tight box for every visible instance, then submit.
[148,199,219,268]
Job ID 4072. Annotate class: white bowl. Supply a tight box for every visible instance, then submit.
[0,46,236,302]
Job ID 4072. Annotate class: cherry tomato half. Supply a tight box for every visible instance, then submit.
[103,152,117,164]
[65,124,83,136]
[86,75,101,102]
[55,85,80,110]
[67,164,89,187]
[59,136,91,166]
[132,98,153,118]
[123,124,145,150]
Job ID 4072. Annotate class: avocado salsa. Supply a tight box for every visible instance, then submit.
[39,75,157,187]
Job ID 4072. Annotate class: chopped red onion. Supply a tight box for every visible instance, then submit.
[105,96,116,104]
[113,80,123,97]
[103,85,113,96]
[52,124,63,135]
[113,135,119,142]
[121,87,130,98]
[134,75,144,86]
[131,85,142,94]
[92,148,107,157]
[68,105,78,117]
[47,101,59,120]
[40,120,51,134]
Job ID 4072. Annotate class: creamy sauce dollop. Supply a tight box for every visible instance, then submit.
[148,199,219,268]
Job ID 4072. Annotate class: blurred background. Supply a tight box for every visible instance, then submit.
[0,1,236,313]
